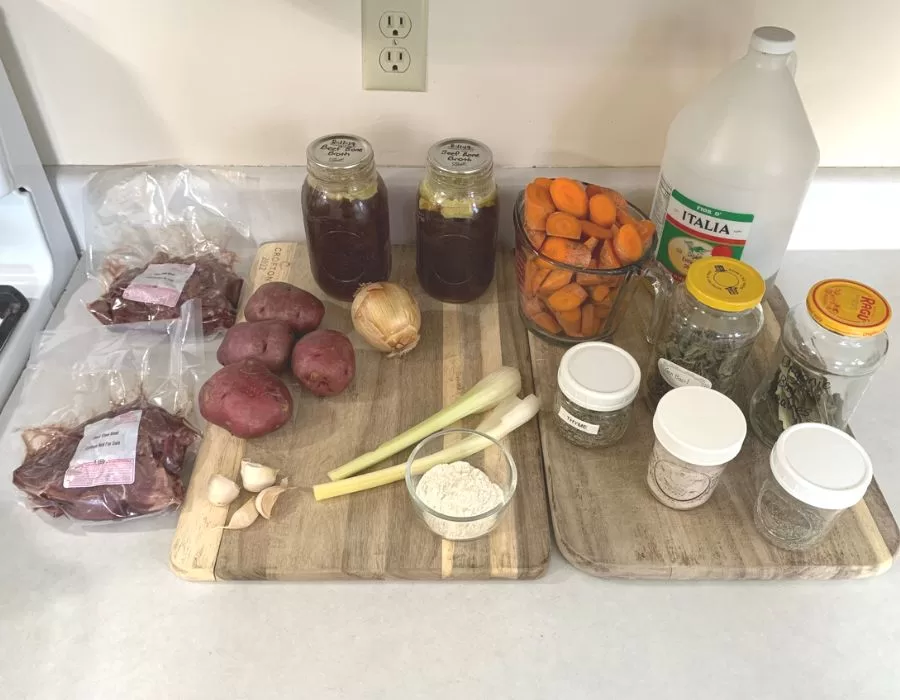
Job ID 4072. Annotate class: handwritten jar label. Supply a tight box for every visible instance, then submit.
[557,405,600,435]
[123,263,195,307]
[657,358,712,390]
[64,410,143,488]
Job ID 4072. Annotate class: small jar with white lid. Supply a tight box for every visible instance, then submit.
[754,423,873,551]
[554,342,641,448]
[647,385,747,510]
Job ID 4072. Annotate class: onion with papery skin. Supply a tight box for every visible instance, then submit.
[351,282,421,357]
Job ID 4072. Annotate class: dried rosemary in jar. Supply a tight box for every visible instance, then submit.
[644,257,764,409]
[555,342,640,449]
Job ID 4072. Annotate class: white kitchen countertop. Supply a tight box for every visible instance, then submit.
[3,248,900,700]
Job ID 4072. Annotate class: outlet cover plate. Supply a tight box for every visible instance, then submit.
[362,0,427,91]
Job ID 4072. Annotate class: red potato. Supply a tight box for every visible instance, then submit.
[244,281,325,334]
[199,359,293,438]
[216,320,295,372]
[291,329,355,397]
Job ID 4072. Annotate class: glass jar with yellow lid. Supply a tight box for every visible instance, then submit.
[643,257,765,409]
[749,278,891,447]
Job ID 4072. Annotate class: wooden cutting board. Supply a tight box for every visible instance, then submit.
[170,243,550,581]
[531,285,900,580]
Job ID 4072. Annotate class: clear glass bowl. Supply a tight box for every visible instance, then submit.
[513,188,668,344]
[405,428,517,541]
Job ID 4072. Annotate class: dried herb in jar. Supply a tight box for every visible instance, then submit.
[757,356,844,432]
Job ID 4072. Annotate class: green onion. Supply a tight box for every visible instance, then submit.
[313,394,539,501]
[326,366,522,481]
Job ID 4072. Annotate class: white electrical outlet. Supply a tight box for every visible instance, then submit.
[362,0,427,91]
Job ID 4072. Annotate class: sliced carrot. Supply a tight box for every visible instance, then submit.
[532,311,561,335]
[581,304,604,337]
[541,238,592,268]
[549,178,588,218]
[581,220,614,240]
[603,187,628,208]
[597,240,622,269]
[616,207,637,228]
[583,236,600,253]
[539,269,573,295]
[555,308,582,337]
[585,184,604,200]
[637,219,655,245]
[530,267,551,295]
[547,283,589,312]
[613,223,643,264]
[594,298,613,319]
[522,295,545,319]
[535,255,557,270]
[576,271,607,287]
[533,177,553,191]
[545,211,583,240]
[590,285,610,304]
[526,227,547,250]
[524,183,556,231]
[588,194,617,228]
[523,257,538,293]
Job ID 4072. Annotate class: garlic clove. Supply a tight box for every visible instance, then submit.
[240,460,277,492]
[207,474,241,507]
[222,499,259,530]
[255,479,290,519]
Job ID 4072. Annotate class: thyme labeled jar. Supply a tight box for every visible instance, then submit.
[302,134,391,301]
[754,423,873,551]
[643,257,765,410]
[555,342,641,448]
[749,279,890,447]
[647,386,746,510]
[416,138,498,303]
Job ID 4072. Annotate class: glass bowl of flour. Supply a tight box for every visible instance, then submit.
[405,429,518,541]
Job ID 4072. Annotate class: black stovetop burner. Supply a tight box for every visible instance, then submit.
[0,286,28,355]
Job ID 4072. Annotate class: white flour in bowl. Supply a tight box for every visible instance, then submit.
[415,461,504,540]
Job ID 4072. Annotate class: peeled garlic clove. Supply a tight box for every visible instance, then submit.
[240,460,277,492]
[351,282,421,358]
[255,480,290,520]
[207,474,241,507]
[222,499,259,530]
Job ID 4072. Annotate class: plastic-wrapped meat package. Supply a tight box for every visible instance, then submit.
[13,404,197,520]
[9,302,203,524]
[84,167,255,336]
[88,252,243,335]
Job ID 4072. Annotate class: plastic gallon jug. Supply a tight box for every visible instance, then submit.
[650,26,819,287]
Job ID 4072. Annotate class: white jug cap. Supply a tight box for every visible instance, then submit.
[557,342,640,412]
[771,423,873,510]
[750,26,796,55]
[652,386,746,466]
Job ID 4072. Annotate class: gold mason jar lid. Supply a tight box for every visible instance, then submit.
[806,279,891,337]
[685,257,765,312]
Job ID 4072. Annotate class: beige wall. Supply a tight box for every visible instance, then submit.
[1,0,898,167]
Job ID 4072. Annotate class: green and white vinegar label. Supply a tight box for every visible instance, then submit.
[650,174,754,278]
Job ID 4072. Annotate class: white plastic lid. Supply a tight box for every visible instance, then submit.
[770,423,873,510]
[652,386,746,467]
[557,342,641,412]
[749,26,796,55]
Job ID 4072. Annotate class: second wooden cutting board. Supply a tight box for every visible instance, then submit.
[170,242,550,581]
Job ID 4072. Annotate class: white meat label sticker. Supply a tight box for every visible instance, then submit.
[657,358,712,390]
[63,410,143,488]
[557,406,600,435]
[123,263,196,307]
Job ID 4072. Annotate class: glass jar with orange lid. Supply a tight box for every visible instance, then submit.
[749,279,891,447]
[643,257,766,410]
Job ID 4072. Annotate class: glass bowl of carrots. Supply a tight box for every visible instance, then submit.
[515,177,666,343]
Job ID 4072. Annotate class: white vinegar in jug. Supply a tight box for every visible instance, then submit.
[650,26,819,287]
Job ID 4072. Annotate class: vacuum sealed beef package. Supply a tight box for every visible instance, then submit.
[84,167,254,335]
[10,303,203,523]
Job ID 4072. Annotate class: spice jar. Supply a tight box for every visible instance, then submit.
[555,342,641,448]
[749,279,890,447]
[647,386,746,510]
[644,257,765,409]
[302,134,391,301]
[754,423,873,550]
[416,138,498,303]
